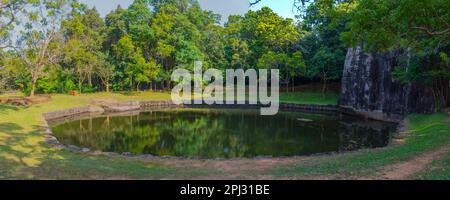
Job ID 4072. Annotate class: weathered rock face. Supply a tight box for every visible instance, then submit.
[339,46,436,122]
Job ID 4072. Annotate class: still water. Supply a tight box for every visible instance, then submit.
[50,109,397,158]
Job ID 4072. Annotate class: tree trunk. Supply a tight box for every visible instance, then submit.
[447,79,450,107]
[88,74,92,88]
[30,76,37,97]
[322,72,327,93]
[322,79,327,94]
[433,78,450,111]
[78,79,82,94]
[106,80,110,93]
[166,80,171,91]
[292,78,295,93]
[287,82,289,93]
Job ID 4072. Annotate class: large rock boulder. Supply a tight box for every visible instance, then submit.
[339,46,436,122]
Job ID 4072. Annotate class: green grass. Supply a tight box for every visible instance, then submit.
[269,113,450,179]
[414,154,450,180]
[0,92,215,179]
[279,92,339,105]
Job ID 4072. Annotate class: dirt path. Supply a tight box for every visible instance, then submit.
[376,144,450,180]
[151,157,309,179]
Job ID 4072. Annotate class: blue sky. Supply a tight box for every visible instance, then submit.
[78,0,297,21]
[250,0,298,19]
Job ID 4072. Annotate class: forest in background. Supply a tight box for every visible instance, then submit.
[0,0,358,95]
[0,0,448,107]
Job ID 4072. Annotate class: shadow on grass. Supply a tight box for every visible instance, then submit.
[0,123,23,132]
[0,104,20,113]
[1,122,210,179]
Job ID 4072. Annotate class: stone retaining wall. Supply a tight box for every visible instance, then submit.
[140,100,183,109]
[280,103,338,113]
[43,101,339,122]
[43,106,104,121]
[339,106,403,123]
[188,103,338,114]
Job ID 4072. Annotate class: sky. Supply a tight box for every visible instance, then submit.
[250,0,298,20]
[78,0,297,22]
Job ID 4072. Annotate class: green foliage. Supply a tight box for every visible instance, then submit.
[300,2,347,88]
[0,52,28,91]
[61,6,107,93]
[225,7,307,89]
[1,0,317,94]
[342,0,449,81]
[113,34,159,91]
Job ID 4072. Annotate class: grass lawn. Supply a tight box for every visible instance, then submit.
[0,91,448,179]
[280,92,339,105]
[415,153,450,180]
[0,92,209,179]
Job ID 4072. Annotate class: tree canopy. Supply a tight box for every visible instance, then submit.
[0,0,447,104]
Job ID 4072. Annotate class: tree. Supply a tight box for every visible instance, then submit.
[296,2,347,93]
[287,51,307,92]
[241,7,301,67]
[104,5,127,52]
[113,34,159,91]
[96,53,114,93]
[257,51,306,92]
[188,2,227,70]
[63,39,98,93]
[225,15,251,70]
[123,0,154,59]
[341,0,450,108]
[0,51,25,91]
[309,46,343,93]
[15,0,77,97]
[0,0,30,49]
[150,3,177,89]
[62,6,106,93]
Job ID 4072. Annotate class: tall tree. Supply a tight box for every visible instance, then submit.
[0,0,29,49]
[104,5,127,52]
[15,0,76,97]
[113,34,159,91]
[62,6,106,93]
[96,53,114,93]
[225,15,251,70]
[300,2,347,92]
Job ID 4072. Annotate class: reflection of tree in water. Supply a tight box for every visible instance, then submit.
[337,118,396,152]
[51,109,398,158]
[51,115,163,153]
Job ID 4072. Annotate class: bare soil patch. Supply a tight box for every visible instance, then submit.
[376,144,450,180]
[0,96,51,106]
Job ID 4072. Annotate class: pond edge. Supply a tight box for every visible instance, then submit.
[40,100,403,160]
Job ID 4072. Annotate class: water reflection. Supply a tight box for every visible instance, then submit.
[50,109,398,158]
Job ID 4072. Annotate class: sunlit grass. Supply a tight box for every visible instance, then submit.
[0,92,201,179]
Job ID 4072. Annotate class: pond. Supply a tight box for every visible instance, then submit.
[50,109,398,158]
